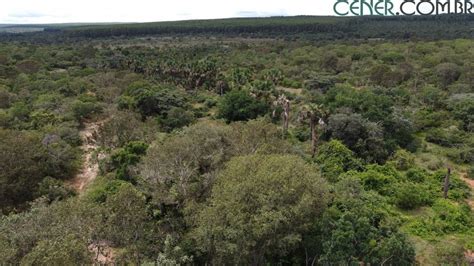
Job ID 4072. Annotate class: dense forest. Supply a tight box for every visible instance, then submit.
[1,14,473,43]
[0,15,473,264]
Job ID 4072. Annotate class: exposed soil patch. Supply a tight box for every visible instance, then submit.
[89,241,115,265]
[67,120,104,193]
[461,173,474,209]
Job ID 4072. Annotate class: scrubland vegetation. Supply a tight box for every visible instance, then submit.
[0,15,473,264]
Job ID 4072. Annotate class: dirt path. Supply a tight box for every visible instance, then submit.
[67,121,103,193]
[460,172,474,265]
[461,172,474,209]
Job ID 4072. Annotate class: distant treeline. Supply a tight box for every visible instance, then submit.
[1,15,473,43]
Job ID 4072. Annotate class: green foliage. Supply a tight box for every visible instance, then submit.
[447,93,474,132]
[425,127,466,147]
[435,63,461,88]
[369,64,403,87]
[304,75,336,93]
[158,106,195,132]
[217,89,269,122]
[0,86,12,108]
[97,111,155,149]
[0,198,102,264]
[140,120,294,206]
[395,182,432,210]
[0,22,474,265]
[431,170,470,201]
[468,167,474,180]
[347,165,399,196]
[86,177,130,203]
[110,141,148,182]
[390,149,415,171]
[434,239,467,266]
[121,82,189,119]
[409,199,473,236]
[20,234,91,265]
[325,112,388,163]
[316,179,416,265]
[405,168,427,183]
[420,85,447,109]
[316,140,364,182]
[154,235,193,265]
[102,185,155,259]
[324,86,415,152]
[0,129,78,212]
[36,177,75,203]
[193,154,328,264]
[71,99,103,120]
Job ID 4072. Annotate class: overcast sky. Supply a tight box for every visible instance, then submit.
[0,0,334,24]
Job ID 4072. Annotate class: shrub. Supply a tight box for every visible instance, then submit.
[71,100,102,120]
[158,107,195,132]
[347,165,399,196]
[217,89,269,122]
[123,83,189,118]
[410,199,472,236]
[436,63,461,88]
[405,168,427,183]
[36,177,75,203]
[425,127,466,148]
[110,141,148,182]
[193,154,328,264]
[435,240,466,266]
[316,140,364,182]
[86,177,131,203]
[447,93,474,132]
[390,149,415,171]
[325,112,388,163]
[395,182,432,210]
[467,167,474,180]
[20,235,91,265]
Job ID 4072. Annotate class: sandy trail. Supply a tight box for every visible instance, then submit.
[460,172,474,264]
[67,121,103,193]
[461,173,474,209]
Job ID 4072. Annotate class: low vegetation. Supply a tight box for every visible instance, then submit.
[0,15,473,264]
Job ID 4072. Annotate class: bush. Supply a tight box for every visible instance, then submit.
[36,177,75,203]
[217,89,269,122]
[87,178,130,203]
[158,107,195,132]
[425,127,466,148]
[468,167,474,180]
[390,149,415,171]
[20,235,91,265]
[123,83,189,118]
[110,141,148,182]
[193,154,328,264]
[395,182,432,210]
[410,199,472,236]
[316,140,364,182]
[436,63,461,88]
[347,165,399,196]
[435,240,466,266]
[325,112,388,163]
[405,168,427,183]
[0,87,12,109]
[446,147,474,164]
[71,100,102,120]
[447,93,474,132]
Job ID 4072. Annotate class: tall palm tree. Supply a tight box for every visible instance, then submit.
[299,104,327,158]
[273,95,291,136]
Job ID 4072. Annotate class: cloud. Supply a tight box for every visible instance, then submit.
[8,11,48,18]
[0,0,333,24]
[235,10,289,17]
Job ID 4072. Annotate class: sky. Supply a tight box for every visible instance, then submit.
[0,0,334,24]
